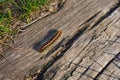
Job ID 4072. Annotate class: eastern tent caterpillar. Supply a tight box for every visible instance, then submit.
[39,30,62,52]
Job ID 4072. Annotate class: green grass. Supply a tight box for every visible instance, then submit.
[0,0,49,39]
[0,11,11,37]
[12,0,49,22]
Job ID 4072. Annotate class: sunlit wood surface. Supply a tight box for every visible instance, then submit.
[0,0,120,80]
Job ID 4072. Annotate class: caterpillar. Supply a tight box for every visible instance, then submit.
[39,30,62,52]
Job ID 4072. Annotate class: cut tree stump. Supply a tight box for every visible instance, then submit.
[0,0,120,80]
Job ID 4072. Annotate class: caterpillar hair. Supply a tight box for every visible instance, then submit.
[39,30,62,52]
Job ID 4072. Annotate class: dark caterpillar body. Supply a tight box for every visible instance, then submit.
[39,30,62,52]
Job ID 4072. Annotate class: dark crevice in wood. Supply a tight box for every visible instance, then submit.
[94,52,120,80]
[36,25,88,80]
[70,61,99,73]
[113,62,120,70]
[78,65,93,80]
[65,26,88,46]
[59,33,97,79]
[0,0,120,79]
[78,11,101,29]
[60,33,100,79]
[49,69,58,80]
[107,37,119,46]
[60,70,73,80]
[57,0,67,12]
[60,61,93,80]
[113,54,120,69]
[89,0,120,30]
[85,11,101,23]
[89,57,119,80]
[61,59,84,80]
[43,64,61,80]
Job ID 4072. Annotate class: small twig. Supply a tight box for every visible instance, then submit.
[0,40,28,60]
[0,40,28,50]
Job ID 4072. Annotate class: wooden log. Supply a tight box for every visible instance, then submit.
[0,0,120,80]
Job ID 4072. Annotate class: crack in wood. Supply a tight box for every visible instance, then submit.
[0,0,120,79]
[78,64,93,80]
[42,25,100,80]
[85,11,101,24]
[62,24,119,80]
[94,52,120,80]
[35,25,89,80]
[89,0,120,30]
[89,57,119,80]
[61,59,84,80]
[49,69,58,80]
[58,28,108,80]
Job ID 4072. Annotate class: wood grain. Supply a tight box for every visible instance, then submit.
[0,0,120,80]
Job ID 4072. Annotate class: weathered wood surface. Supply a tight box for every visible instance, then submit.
[0,0,120,80]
